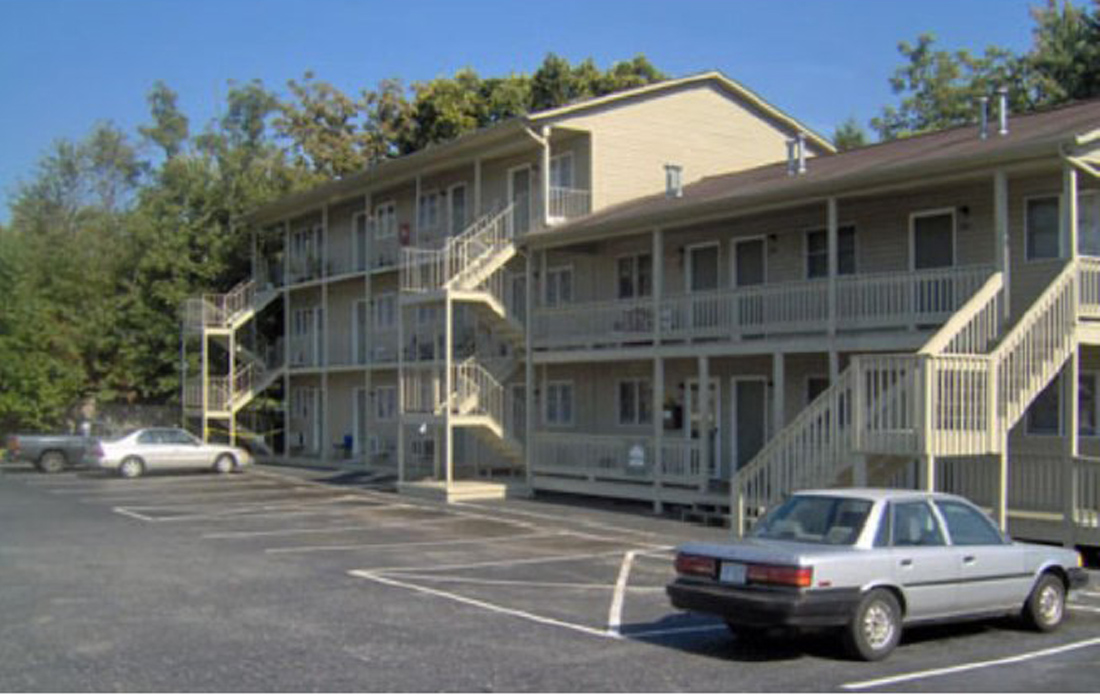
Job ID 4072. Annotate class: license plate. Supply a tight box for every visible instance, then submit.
[720,561,746,585]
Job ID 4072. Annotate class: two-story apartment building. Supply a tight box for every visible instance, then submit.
[184,71,1100,547]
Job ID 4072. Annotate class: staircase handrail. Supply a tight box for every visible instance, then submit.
[733,365,855,535]
[400,203,516,292]
[920,271,1004,355]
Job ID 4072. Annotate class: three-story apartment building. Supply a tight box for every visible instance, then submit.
[184,72,1100,547]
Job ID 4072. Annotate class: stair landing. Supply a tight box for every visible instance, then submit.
[397,479,531,503]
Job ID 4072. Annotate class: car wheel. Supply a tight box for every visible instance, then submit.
[725,621,752,640]
[38,451,67,474]
[845,589,901,661]
[212,453,236,474]
[1023,573,1066,632]
[119,457,144,479]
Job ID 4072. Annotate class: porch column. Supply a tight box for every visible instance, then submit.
[1065,163,1079,260]
[228,334,236,446]
[994,445,1009,532]
[414,174,422,245]
[444,293,454,489]
[200,333,209,442]
[474,158,482,218]
[917,454,936,493]
[994,169,1010,319]
[698,355,710,493]
[827,197,838,338]
[653,228,663,344]
[250,228,258,284]
[283,219,291,458]
[321,204,330,460]
[772,352,785,436]
[541,125,552,228]
[653,356,665,513]
[829,351,840,385]
[1064,347,1080,546]
[397,302,406,484]
[525,252,535,494]
[363,194,372,467]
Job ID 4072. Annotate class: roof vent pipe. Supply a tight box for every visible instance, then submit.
[786,139,797,176]
[997,87,1009,136]
[665,164,683,198]
[796,132,807,175]
[979,95,990,140]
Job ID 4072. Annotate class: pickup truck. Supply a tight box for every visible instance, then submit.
[5,426,111,472]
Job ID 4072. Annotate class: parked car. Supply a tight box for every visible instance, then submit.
[5,424,114,473]
[88,427,253,478]
[666,489,1088,661]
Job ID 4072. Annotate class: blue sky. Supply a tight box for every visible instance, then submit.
[0,0,1055,222]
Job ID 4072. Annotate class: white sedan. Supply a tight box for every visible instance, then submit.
[88,428,253,478]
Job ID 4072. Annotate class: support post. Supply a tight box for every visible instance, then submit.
[653,356,664,514]
[772,352,785,437]
[1065,163,1079,260]
[541,125,552,228]
[200,333,209,442]
[397,300,405,484]
[414,175,422,245]
[228,333,236,446]
[918,454,936,493]
[994,169,1010,319]
[653,228,663,344]
[474,158,482,218]
[827,197,838,338]
[698,355,710,492]
[321,204,330,460]
[1064,348,1080,546]
[525,252,535,495]
[282,219,291,458]
[444,293,454,490]
[994,442,1009,532]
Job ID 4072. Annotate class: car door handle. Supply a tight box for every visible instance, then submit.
[899,559,913,567]
[963,555,976,565]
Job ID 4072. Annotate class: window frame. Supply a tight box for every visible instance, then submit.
[374,200,398,240]
[374,385,397,422]
[550,151,575,190]
[448,182,468,235]
[804,224,857,279]
[544,265,574,308]
[908,207,957,272]
[545,380,575,427]
[617,377,654,427]
[616,252,653,300]
[1024,193,1063,262]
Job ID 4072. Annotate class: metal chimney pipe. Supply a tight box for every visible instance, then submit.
[796,132,807,175]
[979,95,990,140]
[997,87,1009,136]
[786,139,797,176]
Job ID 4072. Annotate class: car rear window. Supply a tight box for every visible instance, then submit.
[751,496,872,545]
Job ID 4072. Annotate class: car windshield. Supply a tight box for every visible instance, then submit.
[751,495,873,545]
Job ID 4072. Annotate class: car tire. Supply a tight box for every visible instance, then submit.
[213,453,237,475]
[725,621,752,641]
[119,456,144,479]
[1022,572,1066,632]
[844,589,901,661]
[38,450,67,474]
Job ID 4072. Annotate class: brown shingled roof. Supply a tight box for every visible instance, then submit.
[534,98,1100,243]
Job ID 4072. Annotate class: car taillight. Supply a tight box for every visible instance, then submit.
[674,553,717,578]
[746,564,813,588]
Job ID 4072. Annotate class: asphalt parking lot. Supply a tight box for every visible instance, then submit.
[2,462,1100,692]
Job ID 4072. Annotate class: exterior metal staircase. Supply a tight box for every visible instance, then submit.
[734,261,1081,535]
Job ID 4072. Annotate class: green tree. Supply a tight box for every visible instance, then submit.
[833,117,869,151]
[275,72,369,177]
[139,80,189,159]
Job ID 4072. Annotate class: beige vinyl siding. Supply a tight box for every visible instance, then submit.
[551,83,822,211]
[325,198,362,274]
[326,278,363,366]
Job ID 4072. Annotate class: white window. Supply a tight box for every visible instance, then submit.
[545,266,573,307]
[1026,195,1061,261]
[374,386,397,421]
[545,381,574,427]
[418,191,441,232]
[449,183,468,234]
[1080,372,1099,437]
[1026,377,1061,436]
[550,152,574,190]
[1079,191,1100,257]
[374,201,397,240]
[617,254,652,299]
[805,226,856,278]
[618,379,653,426]
[372,294,396,330]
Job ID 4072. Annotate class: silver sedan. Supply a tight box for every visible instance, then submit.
[666,489,1088,661]
[88,428,253,478]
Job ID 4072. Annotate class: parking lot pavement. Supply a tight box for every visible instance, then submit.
[3,461,1100,692]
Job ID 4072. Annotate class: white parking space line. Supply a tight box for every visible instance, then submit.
[388,572,665,591]
[112,494,372,514]
[452,500,689,543]
[45,477,278,495]
[79,486,326,504]
[200,506,437,538]
[265,530,559,555]
[1069,604,1100,614]
[113,506,159,522]
[349,569,616,640]
[360,548,639,576]
[607,551,638,636]
[623,624,728,639]
[116,497,372,522]
[841,636,1100,690]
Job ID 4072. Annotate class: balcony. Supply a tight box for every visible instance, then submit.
[546,187,591,224]
[531,432,705,487]
[532,265,996,351]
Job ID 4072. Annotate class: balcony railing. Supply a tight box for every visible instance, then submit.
[532,265,996,350]
[531,432,704,486]
[547,187,591,222]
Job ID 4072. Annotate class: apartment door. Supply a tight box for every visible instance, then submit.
[314,306,325,366]
[510,167,532,234]
[510,273,527,323]
[354,212,368,272]
[911,210,956,316]
[509,384,526,442]
[354,301,368,364]
[732,378,768,474]
[353,389,368,457]
[685,378,721,478]
[686,243,720,333]
[733,238,766,331]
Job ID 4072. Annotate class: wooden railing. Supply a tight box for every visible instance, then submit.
[400,204,515,293]
[836,265,993,331]
[661,278,829,340]
[548,187,591,221]
[531,432,704,486]
[920,272,1004,354]
[1077,256,1100,317]
[735,367,854,535]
